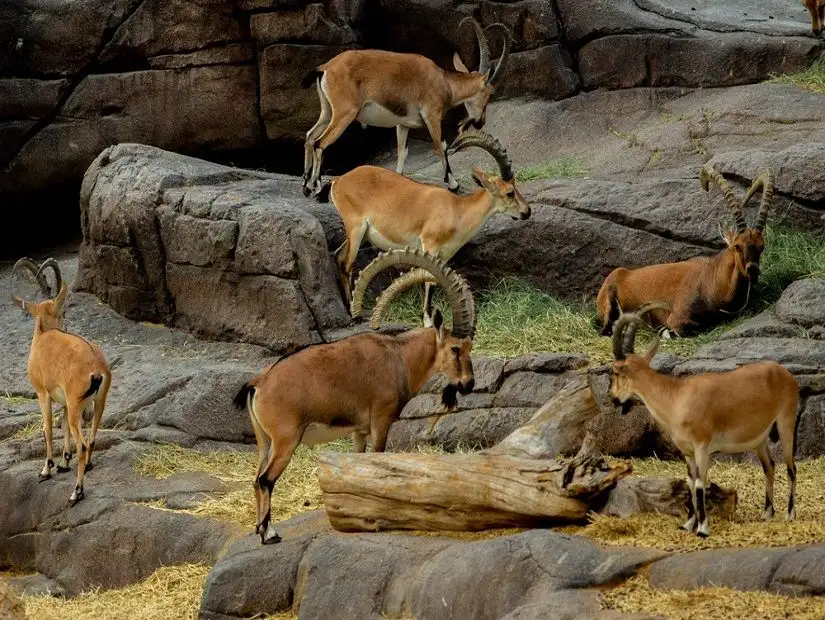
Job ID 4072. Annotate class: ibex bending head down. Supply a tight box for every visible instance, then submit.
[11,258,112,506]
[233,248,476,544]
[321,130,529,327]
[597,165,774,337]
[301,17,512,196]
[609,303,800,538]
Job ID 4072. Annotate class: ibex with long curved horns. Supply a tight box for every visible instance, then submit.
[10,258,112,506]
[233,248,476,544]
[609,303,799,538]
[319,130,529,326]
[597,165,774,337]
[301,17,512,196]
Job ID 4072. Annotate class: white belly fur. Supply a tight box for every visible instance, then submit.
[49,387,67,406]
[365,222,422,252]
[356,102,422,129]
[301,423,355,446]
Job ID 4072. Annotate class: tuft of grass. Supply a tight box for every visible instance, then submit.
[757,224,825,301]
[7,418,44,442]
[514,157,589,182]
[134,441,351,529]
[23,564,208,620]
[768,56,825,93]
[601,574,825,620]
[562,456,825,552]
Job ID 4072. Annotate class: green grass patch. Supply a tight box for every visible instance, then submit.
[515,157,589,182]
[768,56,825,93]
[378,225,823,362]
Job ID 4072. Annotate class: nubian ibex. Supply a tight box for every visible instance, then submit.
[610,303,799,538]
[319,130,529,326]
[11,258,112,506]
[597,166,774,337]
[233,248,477,544]
[301,17,512,196]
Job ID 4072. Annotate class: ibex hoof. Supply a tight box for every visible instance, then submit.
[38,472,52,483]
[84,460,94,472]
[68,489,84,506]
[261,524,282,545]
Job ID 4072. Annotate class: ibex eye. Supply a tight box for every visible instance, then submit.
[451,346,461,354]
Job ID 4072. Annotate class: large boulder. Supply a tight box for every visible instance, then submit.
[75,143,350,353]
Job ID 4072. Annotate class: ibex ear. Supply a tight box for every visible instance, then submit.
[472,167,495,190]
[432,309,444,341]
[453,52,469,74]
[721,228,736,248]
[54,282,68,310]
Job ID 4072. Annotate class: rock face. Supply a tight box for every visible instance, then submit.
[2,0,822,243]
[200,525,666,619]
[76,143,350,353]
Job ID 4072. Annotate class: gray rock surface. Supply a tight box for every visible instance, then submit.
[775,279,825,328]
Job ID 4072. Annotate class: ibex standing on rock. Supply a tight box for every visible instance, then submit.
[233,248,477,544]
[597,165,774,337]
[610,303,800,538]
[301,17,512,196]
[802,0,824,35]
[11,258,112,506]
[319,130,529,326]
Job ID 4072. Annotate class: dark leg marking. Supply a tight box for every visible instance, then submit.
[696,487,708,538]
[788,464,797,516]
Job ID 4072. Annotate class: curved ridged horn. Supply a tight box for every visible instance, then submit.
[351,248,477,339]
[611,302,670,360]
[448,130,513,181]
[370,269,436,328]
[700,164,746,233]
[485,23,511,85]
[11,257,48,302]
[35,257,63,298]
[460,17,491,76]
[741,170,774,232]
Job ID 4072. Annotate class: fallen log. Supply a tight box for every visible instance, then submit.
[317,450,631,532]
[603,476,738,520]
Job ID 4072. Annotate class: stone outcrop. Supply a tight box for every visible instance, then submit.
[3,0,822,241]
[75,143,350,353]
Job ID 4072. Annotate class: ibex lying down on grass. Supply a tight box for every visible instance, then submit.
[597,165,774,337]
[610,303,799,538]
[803,0,824,35]
[319,130,529,326]
[11,258,112,506]
[301,17,511,196]
[233,248,477,544]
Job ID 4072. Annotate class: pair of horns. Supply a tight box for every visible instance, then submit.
[11,257,62,302]
[460,17,511,85]
[350,248,477,339]
[700,165,774,234]
[611,302,670,361]
[448,130,514,181]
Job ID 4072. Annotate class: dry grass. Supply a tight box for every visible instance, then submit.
[24,564,208,620]
[134,440,351,529]
[6,417,43,441]
[601,574,825,620]
[561,456,825,552]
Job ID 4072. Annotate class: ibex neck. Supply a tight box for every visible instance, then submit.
[631,367,682,429]
[714,248,748,306]
[445,72,485,107]
[399,329,439,395]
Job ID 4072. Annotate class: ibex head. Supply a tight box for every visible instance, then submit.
[10,257,66,331]
[700,165,774,284]
[609,302,670,414]
[449,131,531,221]
[453,18,512,132]
[350,248,477,397]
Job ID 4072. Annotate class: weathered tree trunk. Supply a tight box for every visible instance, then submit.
[318,374,738,532]
[318,451,632,532]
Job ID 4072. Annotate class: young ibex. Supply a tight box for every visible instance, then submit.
[610,303,799,538]
[803,0,824,35]
[597,165,774,337]
[11,258,112,506]
[320,130,529,326]
[301,17,512,196]
[233,248,477,544]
